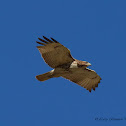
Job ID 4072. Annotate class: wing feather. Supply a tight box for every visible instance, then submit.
[36,36,74,68]
[61,68,101,92]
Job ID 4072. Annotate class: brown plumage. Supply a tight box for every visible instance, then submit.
[36,36,101,92]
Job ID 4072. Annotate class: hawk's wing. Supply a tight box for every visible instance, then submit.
[36,36,74,68]
[61,68,101,92]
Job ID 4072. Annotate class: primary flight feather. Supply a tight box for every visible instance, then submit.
[36,36,101,92]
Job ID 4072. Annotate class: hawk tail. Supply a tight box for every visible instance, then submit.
[36,71,53,81]
[36,70,60,81]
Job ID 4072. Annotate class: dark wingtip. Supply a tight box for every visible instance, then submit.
[38,37,49,44]
[36,36,60,45]
[43,36,53,43]
[50,37,59,43]
[43,36,47,39]
[89,89,91,92]
[95,84,98,87]
[38,37,43,42]
[36,41,46,45]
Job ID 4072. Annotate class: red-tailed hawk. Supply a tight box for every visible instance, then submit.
[36,36,101,92]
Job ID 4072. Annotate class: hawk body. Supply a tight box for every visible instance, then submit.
[36,36,101,92]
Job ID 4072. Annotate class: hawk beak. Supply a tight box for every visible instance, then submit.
[86,62,91,66]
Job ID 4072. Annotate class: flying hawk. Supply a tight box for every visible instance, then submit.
[36,36,101,92]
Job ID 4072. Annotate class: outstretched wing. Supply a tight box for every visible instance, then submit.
[61,68,101,92]
[36,36,74,68]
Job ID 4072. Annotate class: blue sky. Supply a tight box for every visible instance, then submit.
[0,0,126,126]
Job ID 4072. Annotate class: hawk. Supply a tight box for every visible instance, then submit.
[36,36,101,92]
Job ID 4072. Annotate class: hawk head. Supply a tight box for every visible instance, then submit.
[81,61,91,66]
[70,60,91,68]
